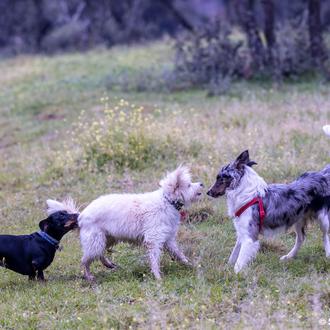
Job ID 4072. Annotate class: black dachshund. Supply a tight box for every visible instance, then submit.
[0,206,78,281]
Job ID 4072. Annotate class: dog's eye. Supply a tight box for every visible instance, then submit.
[188,184,191,188]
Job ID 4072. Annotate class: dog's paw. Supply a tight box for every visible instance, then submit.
[280,254,293,261]
[182,259,194,268]
[37,278,48,284]
[84,274,96,283]
[185,262,194,269]
[234,263,244,273]
[103,261,118,270]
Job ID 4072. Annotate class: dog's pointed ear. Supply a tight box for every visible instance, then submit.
[235,150,250,170]
[39,219,50,231]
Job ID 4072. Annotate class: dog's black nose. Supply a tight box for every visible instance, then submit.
[206,190,211,196]
[200,183,204,187]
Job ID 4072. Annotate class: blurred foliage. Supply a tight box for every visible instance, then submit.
[0,0,329,94]
[174,23,243,95]
[66,99,200,171]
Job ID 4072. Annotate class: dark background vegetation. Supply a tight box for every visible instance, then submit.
[1,0,330,92]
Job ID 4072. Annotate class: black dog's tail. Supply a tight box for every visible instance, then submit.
[46,198,80,216]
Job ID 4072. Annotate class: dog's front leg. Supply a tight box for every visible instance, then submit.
[82,258,95,282]
[28,274,36,281]
[165,239,191,266]
[234,237,260,273]
[37,270,45,281]
[145,242,162,280]
[29,262,37,280]
[317,210,330,258]
[228,239,241,265]
[32,261,45,281]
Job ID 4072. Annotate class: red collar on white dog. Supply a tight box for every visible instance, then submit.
[235,196,265,232]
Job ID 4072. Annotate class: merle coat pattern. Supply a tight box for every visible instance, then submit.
[207,150,330,273]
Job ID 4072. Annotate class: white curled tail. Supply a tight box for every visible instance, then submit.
[323,125,330,137]
[46,197,80,215]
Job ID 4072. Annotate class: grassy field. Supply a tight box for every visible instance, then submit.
[1,41,330,329]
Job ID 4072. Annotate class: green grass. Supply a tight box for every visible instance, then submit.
[1,41,330,328]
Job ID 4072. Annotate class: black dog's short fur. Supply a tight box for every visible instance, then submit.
[0,211,78,280]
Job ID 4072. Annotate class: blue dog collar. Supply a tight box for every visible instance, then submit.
[37,231,59,249]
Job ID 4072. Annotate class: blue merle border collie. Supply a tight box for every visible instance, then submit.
[207,149,330,273]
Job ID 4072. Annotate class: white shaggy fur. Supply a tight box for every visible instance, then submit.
[46,198,80,216]
[78,165,203,281]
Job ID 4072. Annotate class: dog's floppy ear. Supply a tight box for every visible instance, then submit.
[172,165,191,193]
[39,219,50,231]
[234,150,250,170]
[159,165,191,196]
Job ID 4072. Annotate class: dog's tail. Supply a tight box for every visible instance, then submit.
[46,198,80,216]
[323,125,330,137]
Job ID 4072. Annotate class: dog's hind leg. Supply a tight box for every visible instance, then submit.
[165,239,190,266]
[234,236,260,273]
[228,239,241,266]
[100,256,117,269]
[100,239,118,269]
[80,230,106,282]
[317,209,330,257]
[280,220,306,261]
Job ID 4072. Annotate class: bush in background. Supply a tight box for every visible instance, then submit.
[172,18,329,94]
[173,23,243,95]
[69,99,200,172]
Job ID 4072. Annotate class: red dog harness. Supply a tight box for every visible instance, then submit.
[235,196,266,232]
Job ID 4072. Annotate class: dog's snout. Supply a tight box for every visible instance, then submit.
[206,190,211,196]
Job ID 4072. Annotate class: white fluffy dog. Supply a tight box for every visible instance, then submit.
[53,166,203,281]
